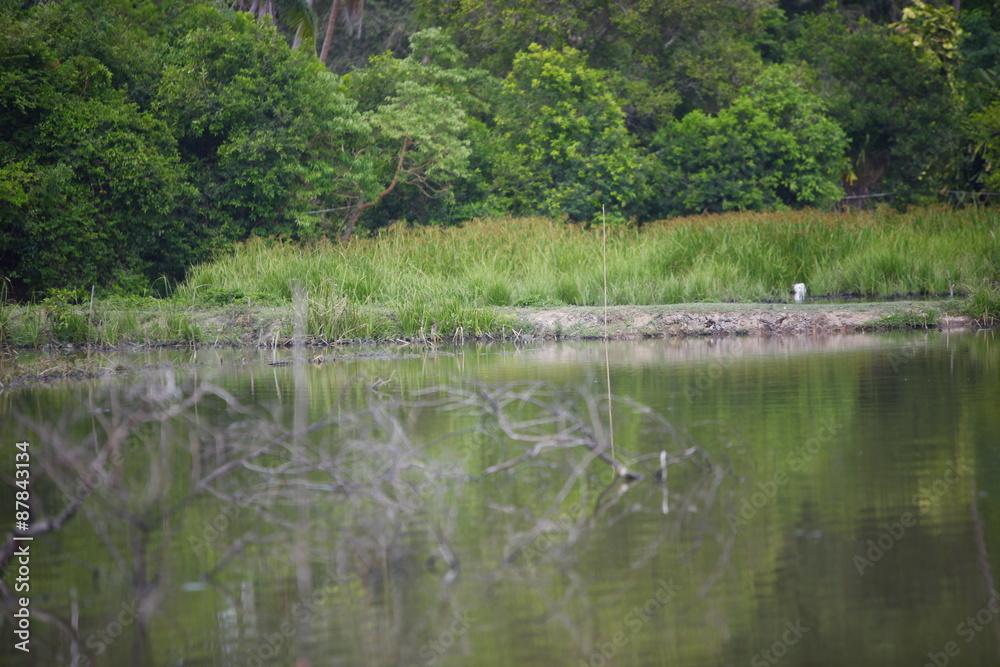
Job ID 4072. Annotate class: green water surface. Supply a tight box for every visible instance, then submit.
[0,332,997,667]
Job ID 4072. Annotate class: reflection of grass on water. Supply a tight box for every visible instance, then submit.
[1,206,998,348]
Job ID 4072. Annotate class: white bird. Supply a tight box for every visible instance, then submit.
[793,283,807,303]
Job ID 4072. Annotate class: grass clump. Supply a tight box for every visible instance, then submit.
[958,282,1000,326]
[865,309,941,331]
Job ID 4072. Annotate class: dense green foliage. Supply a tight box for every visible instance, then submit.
[338,28,490,237]
[1,2,371,295]
[787,10,962,196]
[154,7,365,240]
[490,45,651,220]
[0,2,191,293]
[655,66,848,214]
[1,0,999,295]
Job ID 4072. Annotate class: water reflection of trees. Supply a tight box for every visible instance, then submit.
[3,373,736,666]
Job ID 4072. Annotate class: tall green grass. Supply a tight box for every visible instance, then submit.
[960,281,1000,325]
[180,207,1000,314]
[0,295,205,348]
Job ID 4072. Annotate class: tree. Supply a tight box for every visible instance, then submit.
[413,0,601,75]
[653,65,847,214]
[891,0,965,90]
[318,0,365,63]
[230,0,319,52]
[788,10,961,197]
[2,1,369,294]
[967,101,1000,191]
[338,28,487,240]
[155,5,367,244]
[0,3,192,294]
[412,0,774,130]
[337,80,472,241]
[488,45,651,221]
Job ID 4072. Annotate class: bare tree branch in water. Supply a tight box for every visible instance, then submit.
[1,376,281,664]
[421,381,712,480]
[3,374,738,666]
[403,381,732,564]
[403,380,739,663]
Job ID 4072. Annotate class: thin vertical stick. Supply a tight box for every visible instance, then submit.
[660,450,669,514]
[602,206,608,327]
[602,206,615,467]
[87,285,95,358]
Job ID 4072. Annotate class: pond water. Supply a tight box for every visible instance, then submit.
[1,331,998,667]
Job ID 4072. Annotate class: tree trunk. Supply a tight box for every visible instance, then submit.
[341,206,361,243]
[340,138,410,242]
[319,0,341,64]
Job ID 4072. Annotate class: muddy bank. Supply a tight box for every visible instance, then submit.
[512,302,974,339]
[194,301,973,344]
[0,301,978,387]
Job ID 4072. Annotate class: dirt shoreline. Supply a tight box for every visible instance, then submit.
[3,301,978,356]
[196,300,974,344]
[509,302,974,339]
[0,301,980,387]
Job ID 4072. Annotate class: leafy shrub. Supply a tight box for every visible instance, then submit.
[0,7,192,294]
[653,65,847,215]
[490,45,652,221]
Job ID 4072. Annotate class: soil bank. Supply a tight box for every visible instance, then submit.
[182,300,971,344]
[508,302,972,339]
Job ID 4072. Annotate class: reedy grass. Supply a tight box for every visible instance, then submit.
[0,297,205,348]
[958,281,1000,325]
[864,309,942,331]
[180,206,1000,312]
